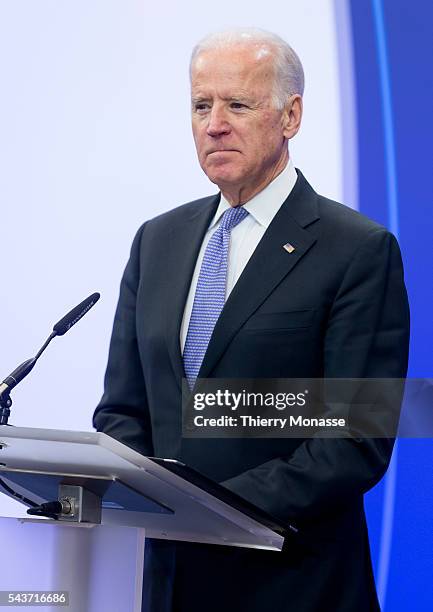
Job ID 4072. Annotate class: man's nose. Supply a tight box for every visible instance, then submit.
[206,106,231,137]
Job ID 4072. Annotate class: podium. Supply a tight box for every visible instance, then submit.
[0,426,289,611]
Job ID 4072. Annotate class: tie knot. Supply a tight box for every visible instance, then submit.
[220,205,248,233]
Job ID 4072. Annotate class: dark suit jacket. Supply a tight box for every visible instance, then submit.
[93,170,410,611]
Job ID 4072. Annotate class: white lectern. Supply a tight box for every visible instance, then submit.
[0,426,289,612]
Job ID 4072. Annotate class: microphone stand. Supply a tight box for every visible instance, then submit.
[0,393,12,426]
[0,332,57,426]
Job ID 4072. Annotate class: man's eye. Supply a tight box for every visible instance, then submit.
[230,102,247,110]
[194,103,210,112]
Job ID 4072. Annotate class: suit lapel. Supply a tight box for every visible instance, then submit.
[164,194,220,385]
[198,171,320,380]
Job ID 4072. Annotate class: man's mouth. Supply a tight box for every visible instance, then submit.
[207,149,238,155]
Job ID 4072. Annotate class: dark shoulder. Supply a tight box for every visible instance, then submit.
[295,169,389,242]
[128,193,218,252]
[318,194,386,234]
[315,194,397,262]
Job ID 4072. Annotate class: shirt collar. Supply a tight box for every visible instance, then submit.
[209,159,298,230]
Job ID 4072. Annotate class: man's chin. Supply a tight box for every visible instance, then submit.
[204,167,243,189]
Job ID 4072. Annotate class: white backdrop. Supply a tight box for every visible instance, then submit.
[0,0,344,516]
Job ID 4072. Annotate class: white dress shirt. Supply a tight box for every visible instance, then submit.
[180,159,298,352]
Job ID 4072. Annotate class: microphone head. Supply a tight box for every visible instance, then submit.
[53,292,100,336]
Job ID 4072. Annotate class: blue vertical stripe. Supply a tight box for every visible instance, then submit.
[371,0,400,609]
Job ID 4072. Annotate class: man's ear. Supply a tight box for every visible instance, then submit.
[282,94,303,140]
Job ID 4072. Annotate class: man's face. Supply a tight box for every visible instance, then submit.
[191,45,292,200]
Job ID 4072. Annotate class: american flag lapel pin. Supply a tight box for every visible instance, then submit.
[283,242,295,254]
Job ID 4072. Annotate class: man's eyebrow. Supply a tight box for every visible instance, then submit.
[226,95,252,103]
[191,94,255,104]
[191,96,211,104]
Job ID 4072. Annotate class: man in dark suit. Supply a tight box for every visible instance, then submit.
[93,28,409,611]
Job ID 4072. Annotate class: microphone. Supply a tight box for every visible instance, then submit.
[53,292,100,336]
[0,292,100,424]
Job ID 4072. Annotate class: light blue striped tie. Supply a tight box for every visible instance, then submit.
[183,205,249,387]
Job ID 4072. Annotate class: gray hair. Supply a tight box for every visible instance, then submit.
[190,27,304,110]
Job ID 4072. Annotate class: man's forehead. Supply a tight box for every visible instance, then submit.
[191,77,271,104]
[191,45,275,97]
[192,43,274,76]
